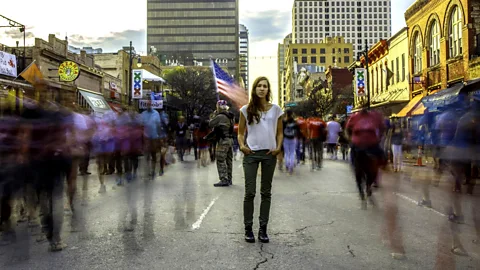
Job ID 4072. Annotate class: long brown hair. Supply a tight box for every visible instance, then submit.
[246,76,272,125]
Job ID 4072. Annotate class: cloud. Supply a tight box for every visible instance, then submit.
[68,29,146,53]
[3,27,35,39]
[241,10,291,42]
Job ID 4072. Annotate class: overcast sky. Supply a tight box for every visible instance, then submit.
[1,0,416,102]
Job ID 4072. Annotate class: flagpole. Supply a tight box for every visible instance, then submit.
[210,58,220,101]
[13,59,36,82]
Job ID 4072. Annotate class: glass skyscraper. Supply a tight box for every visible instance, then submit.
[147,0,239,77]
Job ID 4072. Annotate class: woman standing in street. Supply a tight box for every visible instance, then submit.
[238,76,284,243]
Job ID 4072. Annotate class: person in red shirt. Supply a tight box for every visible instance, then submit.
[296,117,308,164]
[194,120,211,168]
[346,109,386,206]
[307,117,327,170]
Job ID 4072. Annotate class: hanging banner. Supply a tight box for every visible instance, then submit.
[139,99,163,109]
[132,69,143,99]
[0,51,17,77]
[355,68,367,97]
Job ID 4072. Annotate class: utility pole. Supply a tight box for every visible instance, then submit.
[365,39,370,110]
[128,41,132,106]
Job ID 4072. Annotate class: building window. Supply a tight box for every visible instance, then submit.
[311,56,317,63]
[449,6,463,58]
[396,57,400,83]
[344,48,350,54]
[293,49,298,54]
[320,48,326,54]
[302,56,307,63]
[338,57,341,63]
[311,48,317,54]
[401,54,405,81]
[380,64,384,92]
[344,56,350,64]
[429,20,440,66]
[413,33,422,74]
[320,56,326,63]
[302,48,307,54]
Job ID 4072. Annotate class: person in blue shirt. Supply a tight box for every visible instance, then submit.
[140,100,162,179]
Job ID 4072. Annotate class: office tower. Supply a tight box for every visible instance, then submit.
[147,0,239,76]
[292,0,392,57]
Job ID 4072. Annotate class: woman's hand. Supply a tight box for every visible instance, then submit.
[267,148,281,156]
[240,145,254,155]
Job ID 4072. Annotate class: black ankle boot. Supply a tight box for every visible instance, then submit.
[245,226,255,243]
[258,225,269,243]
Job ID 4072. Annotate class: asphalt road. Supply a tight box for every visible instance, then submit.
[1,155,480,269]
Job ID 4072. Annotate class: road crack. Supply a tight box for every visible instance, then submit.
[296,221,335,233]
[253,244,274,270]
[347,245,355,257]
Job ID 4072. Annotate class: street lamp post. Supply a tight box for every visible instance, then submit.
[128,41,142,107]
[364,39,370,110]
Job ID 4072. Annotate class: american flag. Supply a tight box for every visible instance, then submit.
[211,60,235,94]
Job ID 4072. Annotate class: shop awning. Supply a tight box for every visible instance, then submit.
[108,102,123,113]
[78,88,111,117]
[395,94,423,117]
[411,102,426,116]
[142,70,166,83]
[421,83,464,109]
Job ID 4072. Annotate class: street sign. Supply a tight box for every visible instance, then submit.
[346,105,353,114]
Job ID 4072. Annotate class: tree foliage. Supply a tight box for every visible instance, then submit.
[163,67,218,121]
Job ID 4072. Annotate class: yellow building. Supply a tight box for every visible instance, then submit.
[284,36,353,105]
[403,0,480,115]
[353,28,411,116]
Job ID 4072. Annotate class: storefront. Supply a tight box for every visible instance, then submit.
[77,88,111,118]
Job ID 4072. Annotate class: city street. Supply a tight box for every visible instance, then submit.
[1,156,479,269]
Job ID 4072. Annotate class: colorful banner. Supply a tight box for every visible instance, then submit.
[139,99,163,109]
[0,51,17,77]
[355,68,367,97]
[132,69,143,99]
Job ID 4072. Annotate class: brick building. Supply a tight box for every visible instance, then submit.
[325,67,353,115]
[404,0,480,113]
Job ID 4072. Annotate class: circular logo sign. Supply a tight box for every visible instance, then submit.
[58,61,80,82]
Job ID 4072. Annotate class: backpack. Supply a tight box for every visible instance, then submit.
[284,122,297,138]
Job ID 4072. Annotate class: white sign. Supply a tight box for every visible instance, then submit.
[355,68,367,97]
[0,51,17,77]
[87,96,108,109]
[132,69,143,99]
[139,99,163,109]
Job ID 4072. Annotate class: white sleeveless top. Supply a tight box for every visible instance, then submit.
[240,104,284,151]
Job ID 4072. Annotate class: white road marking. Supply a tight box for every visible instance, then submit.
[192,196,219,230]
[394,192,446,217]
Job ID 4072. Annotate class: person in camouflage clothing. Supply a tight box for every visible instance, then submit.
[210,100,235,187]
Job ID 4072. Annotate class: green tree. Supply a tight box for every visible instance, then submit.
[163,66,218,121]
